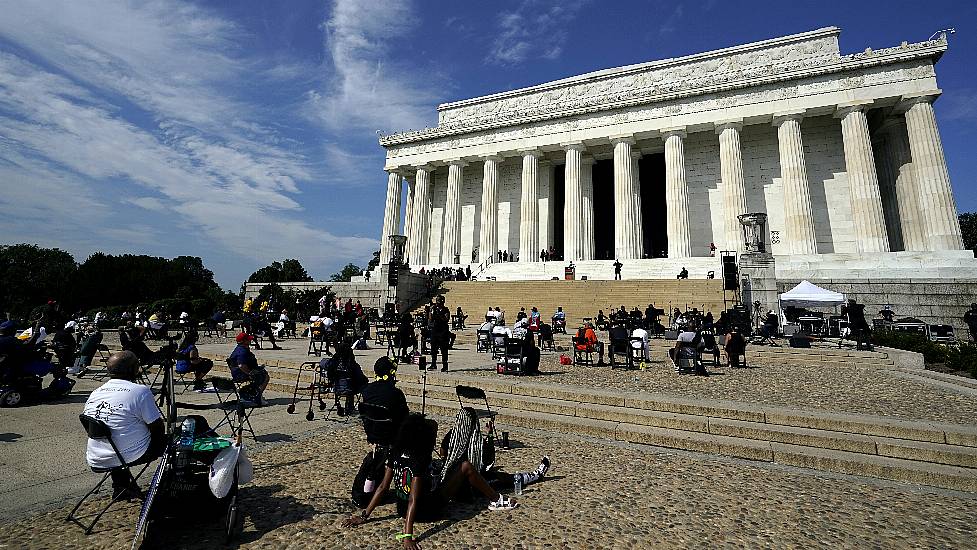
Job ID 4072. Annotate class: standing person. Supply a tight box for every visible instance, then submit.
[709,242,717,256]
[613,259,623,280]
[397,312,416,360]
[964,303,977,342]
[429,296,451,372]
[82,351,165,500]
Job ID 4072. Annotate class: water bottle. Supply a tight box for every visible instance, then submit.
[513,475,523,496]
[175,417,195,471]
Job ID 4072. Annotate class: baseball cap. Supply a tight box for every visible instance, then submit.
[236,332,253,344]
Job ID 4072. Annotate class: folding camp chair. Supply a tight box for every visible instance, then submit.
[496,337,526,375]
[212,375,257,440]
[67,414,153,534]
[476,329,492,353]
[455,385,500,447]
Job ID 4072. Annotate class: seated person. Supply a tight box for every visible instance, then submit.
[439,408,549,483]
[759,310,779,342]
[552,307,565,322]
[574,322,605,365]
[249,315,283,350]
[668,325,699,363]
[227,332,269,406]
[494,307,505,326]
[595,310,607,331]
[478,318,495,336]
[510,318,529,340]
[491,322,510,346]
[537,322,554,348]
[121,323,169,366]
[521,330,541,374]
[82,351,165,500]
[69,329,103,375]
[676,267,689,280]
[322,343,368,416]
[454,306,467,329]
[175,330,213,391]
[607,323,630,364]
[344,413,537,542]
[724,327,747,367]
[631,324,649,361]
[516,308,527,322]
[360,357,410,445]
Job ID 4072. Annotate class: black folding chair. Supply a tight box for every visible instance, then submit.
[476,329,492,353]
[497,337,526,375]
[67,414,153,534]
[358,402,395,446]
[571,337,594,366]
[455,385,499,447]
[212,374,257,440]
[538,325,555,351]
[491,333,506,360]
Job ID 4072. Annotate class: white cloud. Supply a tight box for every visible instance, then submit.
[486,0,586,66]
[0,1,378,285]
[315,0,441,133]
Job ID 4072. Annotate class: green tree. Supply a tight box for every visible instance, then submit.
[330,263,362,282]
[366,249,381,271]
[960,212,977,254]
[0,244,77,317]
[246,259,313,285]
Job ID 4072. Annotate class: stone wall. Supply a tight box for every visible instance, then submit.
[777,278,977,337]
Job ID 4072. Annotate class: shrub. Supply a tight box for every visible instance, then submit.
[945,343,977,377]
[871,330,947,364]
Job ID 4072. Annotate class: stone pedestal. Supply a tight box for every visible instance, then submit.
[739,252,778,330]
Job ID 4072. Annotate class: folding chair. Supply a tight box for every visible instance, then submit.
[699,331,721,368]
[67,414,153,534]
[628,337,648,367]
[221,320,233,340]
[608,328,632,369]
[476,329,492,353]
[538,325,555,351]
[571,337,594,366]
[675,355,699,375]
[212,375,257,440]
[491,333,506,360]
[308,326,329,357]
[358,402,395,445]
[455,385,500,446]
[496,337,526,375]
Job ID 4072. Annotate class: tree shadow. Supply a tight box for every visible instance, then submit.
[254,433,294,444]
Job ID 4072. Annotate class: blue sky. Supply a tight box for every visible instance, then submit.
[1,0,974,289]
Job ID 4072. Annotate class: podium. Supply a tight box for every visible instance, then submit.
[564,266,575,281]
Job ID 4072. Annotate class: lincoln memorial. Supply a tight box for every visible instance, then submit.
[372,26,975,288]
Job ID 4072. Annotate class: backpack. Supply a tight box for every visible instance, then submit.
[351,447,390,508]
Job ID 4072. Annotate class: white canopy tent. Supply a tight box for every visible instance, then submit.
[779,280,846,308]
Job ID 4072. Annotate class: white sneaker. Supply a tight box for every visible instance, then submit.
[488,494,518,511]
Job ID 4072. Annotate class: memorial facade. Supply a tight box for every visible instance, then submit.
[376,27,967,278]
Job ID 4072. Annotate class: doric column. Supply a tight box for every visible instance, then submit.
[580,156,596,260]
[562,143,585,260]
[540,160,554,253]
[884,118,926,250]
[519,150,542,262]
[716,120,748,252]
[773,112,818,255]
[408,165,432,265]
[611,135,641,259]
[403,174,415,250]
[873,122,903,251]
[442,160,465,264]
[902,94,964,250]
[663,128,691,258]
[631,151,644,258]
[380,169,403,265]
[478,155,502,263]
[837,102,889,253]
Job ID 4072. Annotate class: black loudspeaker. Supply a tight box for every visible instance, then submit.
[722,262,738,291]
[722,254,736,264]
[387,260,400,287]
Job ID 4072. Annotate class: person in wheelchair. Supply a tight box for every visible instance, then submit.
[227,332,269,406]
[322,342,368,416]
[344,413,526,547]
[82,351,165,500]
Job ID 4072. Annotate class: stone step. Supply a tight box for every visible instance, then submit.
[405,395,977,493]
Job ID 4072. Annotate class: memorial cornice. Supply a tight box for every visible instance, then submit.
[380,28,946,148]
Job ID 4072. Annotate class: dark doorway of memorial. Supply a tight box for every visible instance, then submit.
[553,165,565,260]
[592,159,615,259]
[640,153,667,258]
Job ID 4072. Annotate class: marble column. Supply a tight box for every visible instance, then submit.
[519,150,542,262]
[581,156,596,260]
[563,143,584,261]
[380,170,402,265]
[442,160,465,264]
[403,174,415,250]
[631,151,644,258]
[478,155,502,263]
[773,113,818,255]
[539,160,554,253]
[408,165,432,265]
[664,128,691,258]
[611,135,641,259]
[873,125,903,251]
[716,120,748,253]
[837,102,889,253]
[903,95,964,251]
[885,118,927,251]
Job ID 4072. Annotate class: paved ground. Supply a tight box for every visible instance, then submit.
[183,330,977,426]
[2,421,974,549]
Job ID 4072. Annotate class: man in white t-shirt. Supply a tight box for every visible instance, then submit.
[82,351,165,499]
[631,326,649,361]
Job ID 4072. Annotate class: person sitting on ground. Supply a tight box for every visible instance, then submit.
[343,413,525,545]
[82,351,166,500]
[323,343,368,416]
[439,408,549,485]
[677,267,689,280]
[175,330,213,391]
[724,327,747,368]
[227,332,269,406]
[575,322,605,365]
